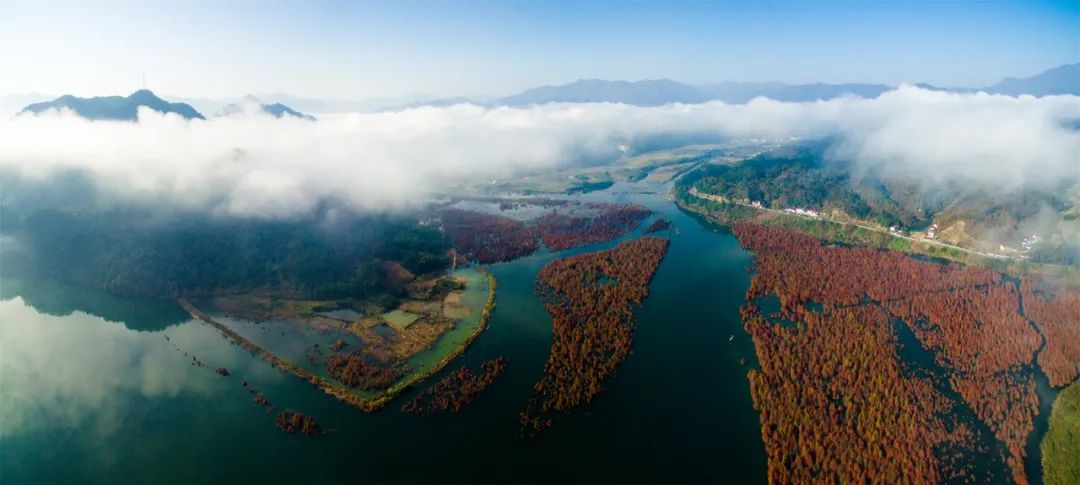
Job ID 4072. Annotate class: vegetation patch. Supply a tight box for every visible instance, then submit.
[401,357,507,415]
[274,411,320,436]
[438,201,652,263]
[1042,381,1080,485]
[733,223,1058,484]
[521,236,668,432]
[1021,277,1080,387]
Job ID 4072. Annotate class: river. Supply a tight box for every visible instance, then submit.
[0,181,767,484]
[0,180,1056,484]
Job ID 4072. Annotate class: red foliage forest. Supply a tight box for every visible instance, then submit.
[745,304,971,483]
[521,236,668,432]
[401,357,507,415]
[532,203,651,251]
[274,411,319,436]
[439,209,539,263]
[644,218,672,234]
[732,222,1056,485]
[438,203,651,264]
[325,352,407,391]
[1021,276,1080,387]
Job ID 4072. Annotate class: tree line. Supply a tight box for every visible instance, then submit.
[11,208,451,299]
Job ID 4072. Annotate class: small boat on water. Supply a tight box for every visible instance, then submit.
[729,334,734,341]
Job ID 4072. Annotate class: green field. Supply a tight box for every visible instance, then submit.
[381,309,421,329]
[1043,381,1080,485]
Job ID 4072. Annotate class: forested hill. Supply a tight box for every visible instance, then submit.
[678,140,1079,265]
[2,208,450,299]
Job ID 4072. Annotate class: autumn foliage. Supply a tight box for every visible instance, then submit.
[521,236,668,432]
[401,357,507,415]
[438,203,651,264]
[732,222,1054,485]
[1021,276,1080,387]
[439,209,539,263]
[325,352,407,391]
[532,203,651,251]
[644,218,672,234]
[746,304,970,483]
[274,411,319,436]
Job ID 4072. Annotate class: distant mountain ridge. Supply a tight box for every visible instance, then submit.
[496,79,713,106]
[15,63,1078,116]
[22,90,205,120]
[482,62,1080,107]
[215,95,316,120]
[983,62,1080,97]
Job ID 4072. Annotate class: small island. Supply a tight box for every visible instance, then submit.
[180,267,496,412]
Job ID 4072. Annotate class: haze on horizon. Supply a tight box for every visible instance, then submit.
[1,0,1077,100]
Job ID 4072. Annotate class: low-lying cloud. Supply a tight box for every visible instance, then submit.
[1,86,1077,218]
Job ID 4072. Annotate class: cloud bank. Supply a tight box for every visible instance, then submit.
[1,86,1077,218]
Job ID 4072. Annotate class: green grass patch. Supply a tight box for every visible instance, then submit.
[888,237,912,252]
[1042,380,1080,485]
[381,309,421,330]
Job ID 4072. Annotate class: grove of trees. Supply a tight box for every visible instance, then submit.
[274,411,319,436]
[401,357,507,415]
[439,209,539,263]
[732,222,1063,485]
[325,352,407,391]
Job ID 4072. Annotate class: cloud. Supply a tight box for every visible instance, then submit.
[1,86,1077,218]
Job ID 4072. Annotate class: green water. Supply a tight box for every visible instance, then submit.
[0,181,774,483]
[2,180,1060,483]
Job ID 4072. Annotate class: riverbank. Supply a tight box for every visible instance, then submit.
[676,192,1080,286]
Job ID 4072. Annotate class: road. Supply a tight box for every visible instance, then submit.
[686,187,1023,263]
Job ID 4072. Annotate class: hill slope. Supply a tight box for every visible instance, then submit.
[985,63,1080,97]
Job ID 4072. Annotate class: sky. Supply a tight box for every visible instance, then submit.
[1,0,1077,99]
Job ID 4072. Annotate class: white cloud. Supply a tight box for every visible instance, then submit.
[1,86,1077,218]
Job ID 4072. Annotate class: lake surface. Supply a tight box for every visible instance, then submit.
[0,180,1054,484]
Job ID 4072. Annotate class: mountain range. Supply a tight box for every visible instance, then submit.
[10,62,1078,118]
[486,62,1078,107]
[215,96,316,120]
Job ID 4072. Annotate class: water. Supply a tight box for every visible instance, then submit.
[0,181,767,484]
[2,180,1056,484]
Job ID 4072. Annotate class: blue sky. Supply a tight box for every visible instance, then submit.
[1,0,1077,99]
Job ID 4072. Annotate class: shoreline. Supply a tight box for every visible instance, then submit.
[675,193,1079,285]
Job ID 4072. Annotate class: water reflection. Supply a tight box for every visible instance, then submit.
[0,297,280,439]
[1,272,190,332]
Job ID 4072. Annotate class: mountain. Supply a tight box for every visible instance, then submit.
[21,90,204,121]
[215,96,316,120]
[491,79,894,107]
[484,63,1079,107]
[984,63,1080,97]
[697,82,891,103]
[496,79,713,106]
